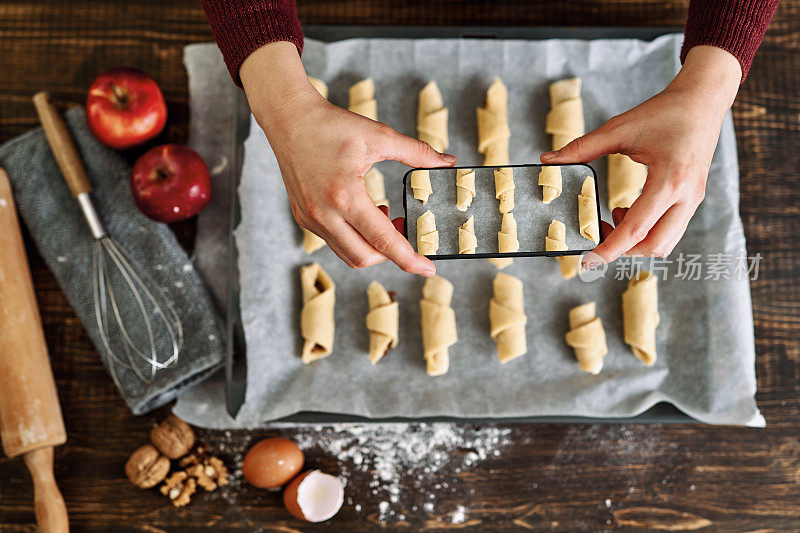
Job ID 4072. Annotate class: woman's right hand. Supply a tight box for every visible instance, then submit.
[241,42,454,277]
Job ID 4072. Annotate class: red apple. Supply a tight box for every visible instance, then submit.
[86,67,167,149]
[131,145,211,223]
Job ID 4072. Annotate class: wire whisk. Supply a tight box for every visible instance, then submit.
[93,237,183,389]
[34,92,183,388]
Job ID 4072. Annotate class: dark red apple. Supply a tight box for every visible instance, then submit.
[131,145,211,223]
[86,67,167,149]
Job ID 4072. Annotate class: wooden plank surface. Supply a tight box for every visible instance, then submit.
[1,1,799,530]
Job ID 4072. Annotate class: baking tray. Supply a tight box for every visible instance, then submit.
[224,25,691,423]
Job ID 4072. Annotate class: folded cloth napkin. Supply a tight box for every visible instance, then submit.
[0,108,223,415]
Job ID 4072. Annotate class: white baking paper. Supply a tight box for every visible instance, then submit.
[176,36,764,428]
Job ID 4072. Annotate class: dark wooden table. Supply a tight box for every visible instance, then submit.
[2,1,799,531]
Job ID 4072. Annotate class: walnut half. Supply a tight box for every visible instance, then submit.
[181,446,230,492]
[160,471,197,507]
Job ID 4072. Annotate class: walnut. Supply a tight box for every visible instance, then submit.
[151,415,195,459]
[178,444,209,467]
[186,456,229,491]
[160,471,196,507]
[125,444,170,489]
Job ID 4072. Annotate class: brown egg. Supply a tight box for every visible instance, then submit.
[242,437,304,489]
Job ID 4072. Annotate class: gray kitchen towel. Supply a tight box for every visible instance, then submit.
[0,108,224,415]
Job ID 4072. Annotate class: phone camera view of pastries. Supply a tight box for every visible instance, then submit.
[405,165,600,257]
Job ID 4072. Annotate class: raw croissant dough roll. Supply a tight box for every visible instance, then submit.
[417,210,439,255]
[364,167,388,207]
[564,301,607,375]
[578,176,600,244]
[308,76,328,99]
[302,77,329,254]
[302,230,326,254]
[456,168,475,211]
[348,78,377,120]
[417,81,448,152]
[539,166,562,204]
[420,276,457,376]
[546,77,584,151]
[622,270,660,366]
[608,153,647,211]
[494,167,515,213]
[349,79,387,207]
[489,272,527,363]
[410,170,433,204]
[489,213,518,269]
[459,215,477,254]
[366,281,399,364]
[477,78,510,165]
[545,219,580,280]
[300,263,336,363]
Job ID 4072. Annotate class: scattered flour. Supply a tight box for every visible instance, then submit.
[277,423,511,525]
[451,504,468,524]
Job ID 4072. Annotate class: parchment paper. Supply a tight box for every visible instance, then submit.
[405,165,597,256]
[176,35,763,428]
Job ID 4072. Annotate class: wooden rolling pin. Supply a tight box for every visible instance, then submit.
[0,168,69,532]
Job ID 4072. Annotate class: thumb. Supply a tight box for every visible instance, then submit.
[374,126,456,168]
[541,120,622,164]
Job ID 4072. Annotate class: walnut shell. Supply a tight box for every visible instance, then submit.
[125,444,170,489]
[151,415,195,459]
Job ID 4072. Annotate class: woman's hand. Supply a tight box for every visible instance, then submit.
[542,45,742,268]
[241,42,454,276]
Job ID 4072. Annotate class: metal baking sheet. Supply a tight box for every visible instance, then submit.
[223,25,697,423]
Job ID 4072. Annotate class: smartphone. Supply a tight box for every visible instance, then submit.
[402,164,602,260]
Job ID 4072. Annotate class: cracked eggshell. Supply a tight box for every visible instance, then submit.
[242,437,304,489]
[283,470,344,523]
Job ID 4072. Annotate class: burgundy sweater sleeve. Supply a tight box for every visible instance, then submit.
[681,0,779,81]
[201,0,303,86]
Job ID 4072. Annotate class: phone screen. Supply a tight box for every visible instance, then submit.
[403,164,602,259]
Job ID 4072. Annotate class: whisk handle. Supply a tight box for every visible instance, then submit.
[33,92,92,197]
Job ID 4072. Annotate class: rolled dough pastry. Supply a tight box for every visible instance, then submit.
[545,219,568,253]
[366,281,399,364]
[489,272,527,363]
[564,301,607,375]
[308,76,328,100]
[364,167,388,207]
[477,78,510,165]
[494,167,515,214]
[302,76,330,254]
[348,78,377,121]
[302,229,326,254]
[608,153,647,211]
[349,79,386,207]
[459,215,477,254]
[539,165,562,204]
[622,270,660,366]
[410,169,433,204]
[545,218,579,280]
[578,176,600,244]
[420,276,457,376]
[417,210,439,255]
[417,81,448,152]
[300,263,336,363]
[456,168,476,211]
[489,213,518,269]
[545,77,584,151]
